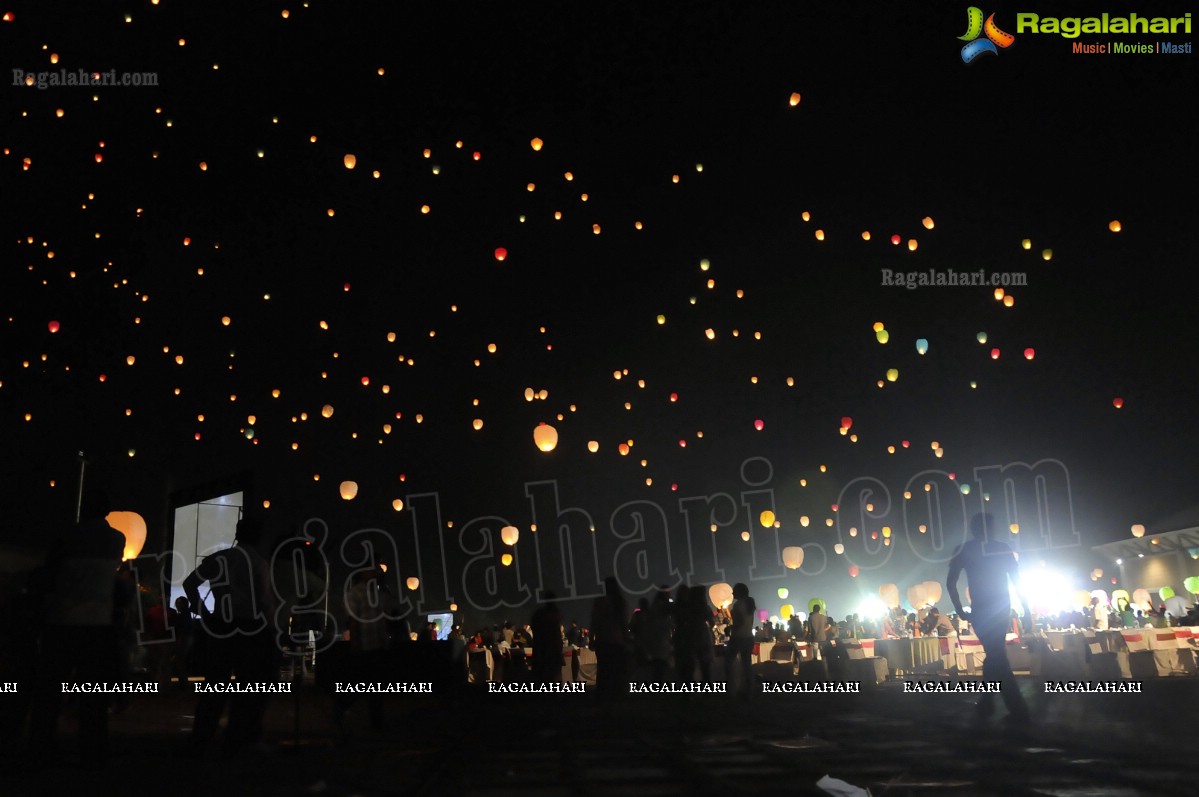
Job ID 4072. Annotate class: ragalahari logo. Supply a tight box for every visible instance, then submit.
[959,7,1015,63]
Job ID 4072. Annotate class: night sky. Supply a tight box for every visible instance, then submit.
[2,1,1196,622]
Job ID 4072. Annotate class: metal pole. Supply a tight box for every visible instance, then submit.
[75,450,87,523]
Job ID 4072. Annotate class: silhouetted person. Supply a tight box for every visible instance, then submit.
[171,597,196,690]
[590,577,629,695]
[336,566,396,732]
[726,583,755,698]
[530,592,564,684]
[947,512,1030,723]
[184,516,278,756]
[29,489,126,766]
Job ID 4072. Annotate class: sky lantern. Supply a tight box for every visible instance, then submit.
[915,338,928,355]
[339,481,358,500]
[1131,523,1145,538]
[494,247,507,261]
[530,137,543,151]
[343,153,357,169]
[500,525,520,546]
[533,423,558,452]
[709,583,734,609]
[1109,220,1122,232]
[48,320,60,333]
[782,546,804,570]
[788,92,801,106]
[406,577,420,591]
[106,511,147,561]
[1113,397,1124,409]
[759,510,776,527]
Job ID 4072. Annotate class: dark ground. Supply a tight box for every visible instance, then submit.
[2,671,1193,797]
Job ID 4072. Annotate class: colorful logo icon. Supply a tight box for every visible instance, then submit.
[959,7,1015,63]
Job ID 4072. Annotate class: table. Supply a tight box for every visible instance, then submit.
[874,636,942,674]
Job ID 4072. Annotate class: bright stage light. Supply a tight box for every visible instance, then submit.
[856,595,889,620]
[1014,565,1076,615]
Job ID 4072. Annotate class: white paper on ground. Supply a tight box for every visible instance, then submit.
[816,774,871,797]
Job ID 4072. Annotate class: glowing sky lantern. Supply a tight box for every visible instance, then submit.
[533,423,558,452]
[788,92,801,106]
[339,481,358,500]
[530,137,543,151]
[321,404,334,418]
[406,577,420,591]
[494,247,507,262]
[782,546,804,570]
[500,525,519,546]
[759,510,776,527]
[709,582,734,609]
[106,511,147,561]
[1131,524,1145,538]
[343,153,357,169]
[777,587,789,599]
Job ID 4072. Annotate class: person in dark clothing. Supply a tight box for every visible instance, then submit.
[529,593,564,683]
[947,512,1031,724]
[590,577,629,695]
[29,489,126,766]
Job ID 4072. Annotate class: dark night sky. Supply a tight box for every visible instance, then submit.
[1,1,1196,621]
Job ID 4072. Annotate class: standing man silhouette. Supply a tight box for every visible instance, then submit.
[947,512,1030,724]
